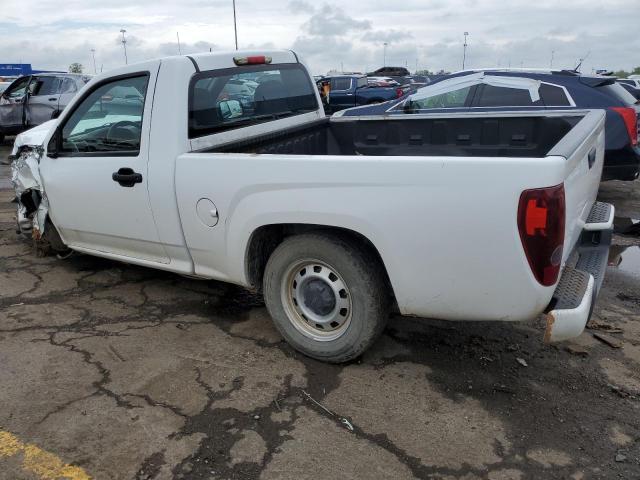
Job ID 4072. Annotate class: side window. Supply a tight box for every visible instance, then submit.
[59,74,149,155]
[3,77,30,99]
[331,78,352,90]
[476,85,541,107]
[411,86,472,109]
[539,83,570,106]
[59,77,78,94]
[29,76,61,96]
[189,64,318,138]
[618,80,633,86]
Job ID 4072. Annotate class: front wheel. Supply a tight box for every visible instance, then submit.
[263,233,389,363]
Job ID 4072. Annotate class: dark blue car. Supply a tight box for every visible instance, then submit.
[338,70,640,181]
[320,75,407,114]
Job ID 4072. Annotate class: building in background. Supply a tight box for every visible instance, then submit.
[0,64,65,80]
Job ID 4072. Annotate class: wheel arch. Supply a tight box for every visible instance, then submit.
[245,223,396,300]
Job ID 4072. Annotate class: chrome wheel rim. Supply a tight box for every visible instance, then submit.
[281,259,352,342]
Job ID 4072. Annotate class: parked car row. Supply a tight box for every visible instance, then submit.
[317,74,409,113]
[338,68,640,182]
[0,73,91,143]
[314,66,430,114]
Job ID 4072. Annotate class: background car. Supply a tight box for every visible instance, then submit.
[0,73,91,143]
[618,78,640,89]
[368,66,411,77]
[340,69,640,181]
[322,74,407,113]
[618,79,640,100]
[367,76,400,87]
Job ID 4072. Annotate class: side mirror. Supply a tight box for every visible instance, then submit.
[219,99,243,120]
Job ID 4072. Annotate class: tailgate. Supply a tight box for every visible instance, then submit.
[547,109,607,263]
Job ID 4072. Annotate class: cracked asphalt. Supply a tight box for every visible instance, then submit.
[1,140,639,480]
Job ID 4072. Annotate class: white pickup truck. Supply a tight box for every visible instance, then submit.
[11,50,614,362]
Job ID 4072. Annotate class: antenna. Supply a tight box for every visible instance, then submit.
[232,0,238,50]
[574,50,591,72]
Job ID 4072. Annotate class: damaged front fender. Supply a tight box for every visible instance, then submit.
[10,119,58,240]
[11,144,49,239]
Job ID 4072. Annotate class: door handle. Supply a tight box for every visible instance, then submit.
[48,97,57,101]
[112,167,143,187]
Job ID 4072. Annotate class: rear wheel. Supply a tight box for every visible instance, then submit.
[263,233,389,363]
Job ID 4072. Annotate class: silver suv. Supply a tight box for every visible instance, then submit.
[0,73,91,143]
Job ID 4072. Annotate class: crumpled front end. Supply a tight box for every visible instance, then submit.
[11,144,49,239]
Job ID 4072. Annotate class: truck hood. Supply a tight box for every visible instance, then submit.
[11,119,57,155]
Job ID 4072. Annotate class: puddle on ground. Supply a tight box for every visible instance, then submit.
[609,245,640,279]
[614,217,640,236]
[608,218,640,278]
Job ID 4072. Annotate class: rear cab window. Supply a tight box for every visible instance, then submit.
[189,64,318,139]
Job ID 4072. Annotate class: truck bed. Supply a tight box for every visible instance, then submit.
[205,113,581,158]
[177,109,605,322]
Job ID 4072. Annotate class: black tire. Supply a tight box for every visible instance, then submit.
[263,233,389,363]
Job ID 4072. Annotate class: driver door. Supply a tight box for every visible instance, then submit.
[40,62,170,264]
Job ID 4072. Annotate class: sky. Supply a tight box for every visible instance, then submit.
[0,0,638,76]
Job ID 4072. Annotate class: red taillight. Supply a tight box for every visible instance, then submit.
[610,107,638,146]
[517,184,565,286]
[233,55,272,66]
[396,88,404,98]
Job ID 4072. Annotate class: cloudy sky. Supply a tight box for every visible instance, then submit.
[1,0,638,75]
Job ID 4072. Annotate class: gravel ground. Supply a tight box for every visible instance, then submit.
[0,138,639,480]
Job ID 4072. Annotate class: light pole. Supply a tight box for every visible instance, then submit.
[232,0,238,50]
[120,29,128,65]
[462,32,469,70]
[177,32,182,55]
[550,50,555,69]
[90,48,97,74]
[383,42,388,67]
